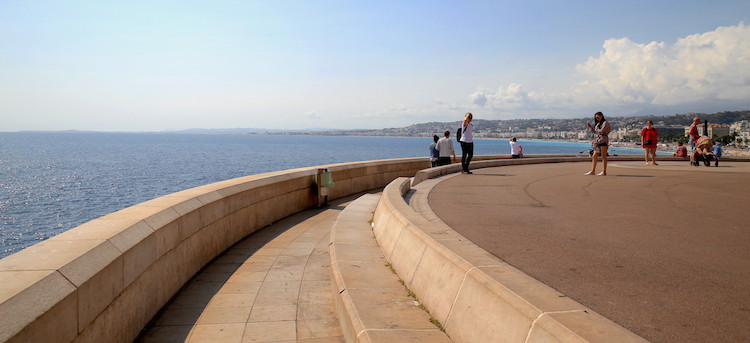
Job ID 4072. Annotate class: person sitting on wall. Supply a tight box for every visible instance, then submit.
[509,137,523,158]
[436,130,456,166]
[673,142,688,158]
[713,142,723,159]
[429,135,439,167]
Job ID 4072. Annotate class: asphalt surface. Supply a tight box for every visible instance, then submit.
[428,161,750,343]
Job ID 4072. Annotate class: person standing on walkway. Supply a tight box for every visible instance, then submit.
[429,135,439,167]
[640,120,659,166]
[436,130,456,166]
[585,112,611,176]
[459,112,474,174]
[688,117,701,150]
[509,137,523,158]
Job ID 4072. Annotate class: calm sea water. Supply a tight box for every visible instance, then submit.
[0,132,647,258]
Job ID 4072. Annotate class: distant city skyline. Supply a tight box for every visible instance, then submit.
[2,1,750,132]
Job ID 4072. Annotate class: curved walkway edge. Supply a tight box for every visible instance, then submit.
[329,194,451,342]
[372,176,649,343]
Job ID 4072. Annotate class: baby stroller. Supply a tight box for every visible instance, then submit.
[693,152,718,167]
[691,136,719,167]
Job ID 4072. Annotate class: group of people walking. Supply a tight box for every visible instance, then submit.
[429,111,722,176]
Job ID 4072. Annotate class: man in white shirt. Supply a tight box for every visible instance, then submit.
[436,130,456,166]
[510,137,523,158]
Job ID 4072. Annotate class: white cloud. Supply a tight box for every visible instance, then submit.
[469,83,535,109]
[576,22,750,106]
[470,22,750,117]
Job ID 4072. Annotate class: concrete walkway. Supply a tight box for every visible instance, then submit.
[138,196,362,342]
[427,161,750,343]
[137,158,749,343]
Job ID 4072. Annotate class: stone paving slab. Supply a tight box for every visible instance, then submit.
[426,161,750,343]
[138,198,355,343]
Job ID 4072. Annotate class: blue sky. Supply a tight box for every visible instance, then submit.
[2,1,749,131]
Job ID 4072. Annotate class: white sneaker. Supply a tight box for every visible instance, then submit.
[597,172,606,176]
[584,171,594,175]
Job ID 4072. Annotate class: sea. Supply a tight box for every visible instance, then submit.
[0,132,650,258]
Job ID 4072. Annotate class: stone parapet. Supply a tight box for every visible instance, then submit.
[0,158,429,343]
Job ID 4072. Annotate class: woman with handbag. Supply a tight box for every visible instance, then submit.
[584,112,611,176]
[640,120,659,166]
[459,112,474,174]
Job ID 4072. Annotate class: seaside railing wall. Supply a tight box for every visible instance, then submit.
[0,157,431,343]
[3,154,740,342]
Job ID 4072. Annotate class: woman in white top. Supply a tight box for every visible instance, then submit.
[459,112,474,174]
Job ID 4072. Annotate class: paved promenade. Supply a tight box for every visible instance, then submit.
[138,198,356,342]
[427,161,750,343]
[136,159,748,343]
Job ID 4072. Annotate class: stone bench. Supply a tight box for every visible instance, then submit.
[329,194,451,342]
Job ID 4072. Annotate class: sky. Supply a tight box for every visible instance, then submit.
[1,0,749,132]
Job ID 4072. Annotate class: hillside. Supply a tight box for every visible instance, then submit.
[303,110,750,138]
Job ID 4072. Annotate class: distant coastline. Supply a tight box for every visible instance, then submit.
[6,110,750,137]
[6,111,750,157]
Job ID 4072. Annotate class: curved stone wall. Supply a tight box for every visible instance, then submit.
[0,158,429,343]
[372,169,650,342]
